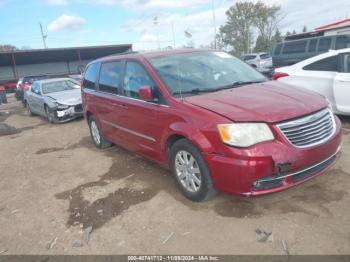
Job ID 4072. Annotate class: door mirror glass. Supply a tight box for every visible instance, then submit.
[138,85,153,101]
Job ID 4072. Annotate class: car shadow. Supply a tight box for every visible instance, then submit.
[52,136,350,233]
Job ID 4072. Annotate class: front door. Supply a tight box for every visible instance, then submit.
[117,60,167,160]
[333,53,350,114]
[28,82,42,114]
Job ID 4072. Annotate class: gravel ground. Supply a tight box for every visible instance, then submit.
[0,94,349,255]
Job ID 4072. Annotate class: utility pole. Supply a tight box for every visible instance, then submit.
[153,17,160,50]
[211,0,217,49]
[171,22,176,49]
[39,23,47,49]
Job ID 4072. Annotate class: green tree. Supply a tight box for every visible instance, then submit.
[272,28,282,43]
[254,35,269,52]
[260,28,283,52]
[302,25,307,32]
[219,1,256,54]
[0,45,18,52]
[209,33,228,50]
[219,1,284,55]
[253,1,283,51]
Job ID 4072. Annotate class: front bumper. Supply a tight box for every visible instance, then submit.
[54,105,83,123]
[204,116,342,196]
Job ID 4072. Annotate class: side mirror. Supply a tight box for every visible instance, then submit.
[138,85,153,102]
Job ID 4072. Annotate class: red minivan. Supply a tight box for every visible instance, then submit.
[82,49,342,201]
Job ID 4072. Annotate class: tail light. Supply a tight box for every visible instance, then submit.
[272,72,289,81]
[22,83,31,89]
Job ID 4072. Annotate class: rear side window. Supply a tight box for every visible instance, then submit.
[260,53,271,59]
[308,39,317,52]
[242,55,256,61]
[273,44,282,55]
[98,61,121,94]
[318,37,332,52]
[303,55,338,71]
[83,63,100,89]
[341,53,350,73]
[335,36,349,49]
[283,40,307,54]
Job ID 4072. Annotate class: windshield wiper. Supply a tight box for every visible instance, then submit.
[230,80,266,87]
[172,80,266,95]
[207,80,266,93]
[172,88,216,95]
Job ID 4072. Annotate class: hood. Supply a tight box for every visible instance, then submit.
[46,89,82,106]
[184,81,327,123]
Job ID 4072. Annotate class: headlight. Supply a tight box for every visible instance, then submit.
[55,103,70,110]
[217,123,274,147]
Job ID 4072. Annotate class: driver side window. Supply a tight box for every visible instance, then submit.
[123,61,166,104]
[123,61,154,99]
[31,82,40,94]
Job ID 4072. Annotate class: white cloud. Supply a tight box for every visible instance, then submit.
[48,14,86,32]
[125,0,350,51]
[124,6,228,50]
[140,33,158,42]
[46,0,67,5]
[277,0,350,34]
[89,0,211,9]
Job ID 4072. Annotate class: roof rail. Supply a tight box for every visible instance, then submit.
[119,50,138,55]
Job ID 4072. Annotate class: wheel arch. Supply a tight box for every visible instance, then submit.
[86,110,93,123]
[162,122,216,160]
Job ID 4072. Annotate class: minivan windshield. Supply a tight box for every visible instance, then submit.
[42,80,79,94]
[148,51,266,96]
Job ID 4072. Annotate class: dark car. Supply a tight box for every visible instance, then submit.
[81,49,341,202]
[15,75,50,102]
[272,34,350,68]
[4,80,17,93]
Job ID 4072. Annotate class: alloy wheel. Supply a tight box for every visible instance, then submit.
[175,150,202,193]
[90,120,101,145]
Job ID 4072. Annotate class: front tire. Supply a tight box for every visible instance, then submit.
[88,115,112,149]
[45,106,56,123]
[170,139,216,202]
[25,101,33,116]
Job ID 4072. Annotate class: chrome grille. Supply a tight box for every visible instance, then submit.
[277,108,335,148]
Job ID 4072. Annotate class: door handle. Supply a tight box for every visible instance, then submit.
[338,78,350,82]
[119,104,128,109]
[111,102,128,109]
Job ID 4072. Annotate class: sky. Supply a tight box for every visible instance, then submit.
[0,0,349,51]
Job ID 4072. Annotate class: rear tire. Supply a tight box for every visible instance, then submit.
[88,115,112,149]
[170,139,216,202]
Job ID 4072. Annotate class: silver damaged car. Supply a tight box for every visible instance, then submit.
[23,78,83,123]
